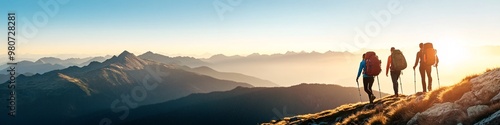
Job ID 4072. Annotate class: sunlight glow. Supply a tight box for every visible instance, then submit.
[433,37,471,67]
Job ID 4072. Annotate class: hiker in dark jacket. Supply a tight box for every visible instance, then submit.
[386,47,401,97]
[413,43,439,92]
[356,53,376,104]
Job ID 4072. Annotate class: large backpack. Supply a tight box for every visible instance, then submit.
[422,43,437,66]
[391,49,407,71]
[364,51,382,76]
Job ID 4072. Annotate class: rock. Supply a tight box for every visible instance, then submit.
[474,110,500,125]
[467,105,489,117]
[407,102,467,125]
[455,92,482,107]
[470,69,500,102]
[490,92,500,103]
[424,102,462,117]
[435,109,467,124]
[406,113,420,125]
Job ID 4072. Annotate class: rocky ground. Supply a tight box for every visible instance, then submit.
[262,68,500,125]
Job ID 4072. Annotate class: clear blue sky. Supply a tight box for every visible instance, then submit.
[1,0,499,58]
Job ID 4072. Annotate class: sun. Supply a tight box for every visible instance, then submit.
[433,38,471,67]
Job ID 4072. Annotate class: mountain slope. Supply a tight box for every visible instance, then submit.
[263,68,500,125]
[76,83,389,125]
[0,51,251,125]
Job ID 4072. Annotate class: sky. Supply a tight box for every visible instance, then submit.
[0,0,499,59]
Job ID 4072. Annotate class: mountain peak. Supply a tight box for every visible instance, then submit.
[118,50,134,58]
[144,51,154,55]
[102,50,148,70]
[35,57,63,64]
[139,51,162,57]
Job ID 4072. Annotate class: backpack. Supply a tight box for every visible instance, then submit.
[422,43,437,66]
[364,51,382,76]
[391,49,407,71]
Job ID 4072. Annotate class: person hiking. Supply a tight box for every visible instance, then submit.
[357,52,381,104]
[413,43,439,92]
[386,47,407,97]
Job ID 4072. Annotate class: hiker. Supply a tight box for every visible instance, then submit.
[413,43,439,92]
[356,52,381,104]
[386,47,407,97]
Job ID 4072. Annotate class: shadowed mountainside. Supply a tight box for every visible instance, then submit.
[72,84,388,125]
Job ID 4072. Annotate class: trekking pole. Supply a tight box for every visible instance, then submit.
[399,75,403,95]
[413,69,416,93]
[356,81,362,102]
[436,66,441,88]
[377,76,381,97]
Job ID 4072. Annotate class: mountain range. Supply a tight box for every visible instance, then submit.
[35,56,112,67]
[0,51,252,125]
[0,51,279,87]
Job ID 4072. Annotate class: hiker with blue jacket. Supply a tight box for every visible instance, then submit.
[357,52,381,104]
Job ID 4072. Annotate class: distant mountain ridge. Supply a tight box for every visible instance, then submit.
[0,60,66,75]
[36,55,112,67]
[203,51,354,64]
[0,55,112,75]
[138,51,209,67]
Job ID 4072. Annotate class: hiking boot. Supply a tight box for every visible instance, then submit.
[369,95,376,103]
